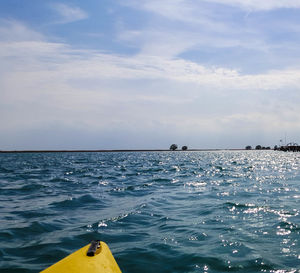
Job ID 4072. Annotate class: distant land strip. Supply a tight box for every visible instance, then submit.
[0,149,245,153]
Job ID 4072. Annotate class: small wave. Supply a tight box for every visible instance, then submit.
[19,183,48,192]
[276,221,300,233]
[139,167,165,174]
[224,202,256,209]
[50,194,103,210]
[267,208,298,219]
[12,210,54,220]
[185,181,207,187]
[109,183,154,196]
[0,183,48,196]
[86,212,130,231]
[49,177,72,183]
[0,167,14,173]
[0,230,14,241]
[4,221,61,242]
[152,177,172,183]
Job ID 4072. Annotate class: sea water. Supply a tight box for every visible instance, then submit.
[0,151,300,273]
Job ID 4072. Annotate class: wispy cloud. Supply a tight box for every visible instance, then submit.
[118,0,270,61]
[122,0,231,30]
[126,0,300,14]
[51,3,88,24]
[206,0,300,11]
[0,19,43,42]
[119,0,300,74]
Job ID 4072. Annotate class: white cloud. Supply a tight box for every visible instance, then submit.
[1,21,300,94]
[51,3,88,23]
[1,20,300,149]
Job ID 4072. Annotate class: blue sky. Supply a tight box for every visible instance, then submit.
[1,0,300,150]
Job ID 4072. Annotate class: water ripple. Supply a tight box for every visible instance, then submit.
[1,151,300,272]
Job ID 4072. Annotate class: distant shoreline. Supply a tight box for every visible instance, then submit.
[0,149,247,153]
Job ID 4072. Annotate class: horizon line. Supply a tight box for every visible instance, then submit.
[0,148,251,153]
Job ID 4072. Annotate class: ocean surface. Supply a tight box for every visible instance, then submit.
[0,151,300,273]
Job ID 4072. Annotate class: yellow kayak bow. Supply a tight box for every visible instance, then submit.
[41,241,122,273]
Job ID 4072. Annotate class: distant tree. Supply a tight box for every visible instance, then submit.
[245,145,252,150]
[266,147,271,150]
[170,144,178,151]
[255,145,262,150]
[182,146,188,151]
[274,145,278,150]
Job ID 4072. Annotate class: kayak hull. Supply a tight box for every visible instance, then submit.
[40,241,121,273]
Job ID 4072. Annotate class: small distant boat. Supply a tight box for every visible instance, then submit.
[41,241,121,273]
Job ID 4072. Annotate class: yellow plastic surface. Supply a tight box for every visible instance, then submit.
[40,242,122,273]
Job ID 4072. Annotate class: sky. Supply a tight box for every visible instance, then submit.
[1,0,300,150]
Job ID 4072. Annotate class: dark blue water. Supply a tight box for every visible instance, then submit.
[0,151,300,272]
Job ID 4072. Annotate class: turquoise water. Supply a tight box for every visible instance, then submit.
[0,151,300,272]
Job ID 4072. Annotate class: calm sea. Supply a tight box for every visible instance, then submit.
[0,151,300,273]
